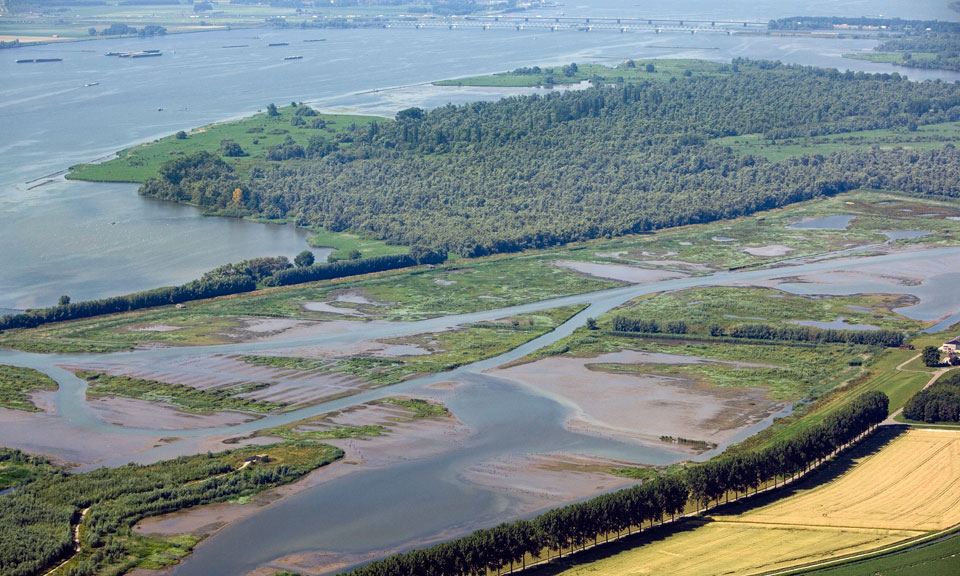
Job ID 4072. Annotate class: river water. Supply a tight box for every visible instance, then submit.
[2,0,959,310]
[2,245,959,574]
[2,1,960,572]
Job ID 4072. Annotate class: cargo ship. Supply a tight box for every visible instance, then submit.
[107,50,161,58]
[284,55,303,60]
[268,42,289,47]
[16,58,62,63]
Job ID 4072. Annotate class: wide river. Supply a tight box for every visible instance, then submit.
[2,0,959,573]
[2,0,959,312]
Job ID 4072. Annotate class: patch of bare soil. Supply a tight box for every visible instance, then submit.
[460,453,636,503]
[744,244,795,257]
[85,395,258,430]
[554,260,688,284]
[492,350,781,450]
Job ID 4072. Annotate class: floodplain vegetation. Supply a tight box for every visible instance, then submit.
[766,17,960,73]
[0,442,342,576]
[2,189,958,355]
[79,371,286,414]
[243,305,587,387]
[0,364,58,412]
[259,397,450,442]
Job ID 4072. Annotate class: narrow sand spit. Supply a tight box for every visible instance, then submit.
[492,350,781,450]
[460,453,636,502]
[555,260,687,284]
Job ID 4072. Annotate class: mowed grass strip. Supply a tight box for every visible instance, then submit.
[551,429,960,576]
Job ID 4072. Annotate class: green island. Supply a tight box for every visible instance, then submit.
[2,189,959,356]
[0,364,58,412]
[0,442,342,576]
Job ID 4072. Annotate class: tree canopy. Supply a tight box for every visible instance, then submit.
[140,60,960,257]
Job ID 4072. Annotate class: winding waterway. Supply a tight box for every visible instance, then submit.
[2,245,959,574]
[3,0,960,572]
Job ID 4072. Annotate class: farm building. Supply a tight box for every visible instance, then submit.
[941,336,960,354]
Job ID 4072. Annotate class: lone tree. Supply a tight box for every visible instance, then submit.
[294,250,315,268]
[923,345,942,367]
[586,317,598,330]
[58,295,70,307]
[219,139,246,157]
[175,130,188,140]
[267,103,279,117]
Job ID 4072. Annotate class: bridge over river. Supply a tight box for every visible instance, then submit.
[359,14,769,34]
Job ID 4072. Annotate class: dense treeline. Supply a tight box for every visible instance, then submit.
[339,392,889,576]
[724,323,905,347]
[0,442,342,576]
[612,317,687,334]
[267,250,446,286]
[141,61,960,257]
[611,316,905,347]
[903,370,960,422]
[0,249,441,332]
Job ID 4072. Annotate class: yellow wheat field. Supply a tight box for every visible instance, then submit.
[556,522,918,576]
[732,428,960,532]
[559,429,960,576]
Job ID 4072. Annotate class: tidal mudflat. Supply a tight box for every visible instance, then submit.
[493,350,782,449]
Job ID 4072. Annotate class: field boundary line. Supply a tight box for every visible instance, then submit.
[757,521,960,576]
